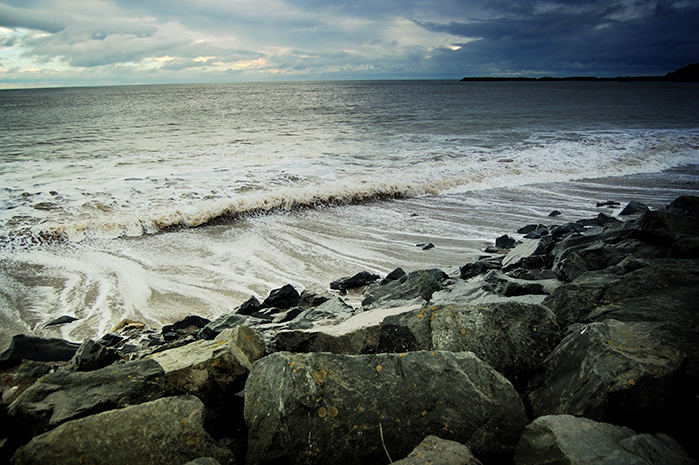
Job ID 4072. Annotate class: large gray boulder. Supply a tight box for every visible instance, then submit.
[294,297,356,324]
[515,415,696,465]
[543,258,699,329]
[460,256,503,280]
[12,395,234,465]
[272,304,419,355]
[271,327,380,354]
[7,358,169,440]
[634,206,699,247]
[552,238,664,282]
[362,270,442,309]
[526,319,692,454]
[244,351,527,464]
[198,313,268,340]
[377,302,561,389]
[147,326,265,402]
[476,269,560,297]
[502,237,553,271]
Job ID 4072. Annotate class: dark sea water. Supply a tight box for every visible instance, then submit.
[1,80,698,348]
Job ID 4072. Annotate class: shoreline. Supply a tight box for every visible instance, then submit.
[460,62,699,82]
[2,165,699,352]
[1,192,698,463]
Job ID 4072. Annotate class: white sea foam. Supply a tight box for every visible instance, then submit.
[2,81,699,348]
[2,128,693,243]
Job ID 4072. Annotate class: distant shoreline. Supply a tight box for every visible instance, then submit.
[461,63,699,83]
[460,76,693,82]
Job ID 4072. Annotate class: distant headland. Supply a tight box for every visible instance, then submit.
[460,63,699,82]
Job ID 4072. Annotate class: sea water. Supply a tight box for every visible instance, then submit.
[1,80,698,347]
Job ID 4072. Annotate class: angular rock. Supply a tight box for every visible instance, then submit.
[526,319,689,448]
[272,328,380,355]
[12,395,234,465]
[244,351,527,464]
[666,195,699,219]
[294,297,355,324]
[161,315,211,336]
[393,435,483,465]
[523,228,550,239]
[549,222,585,239]
[634,209,699,247]
[544,258,699,328]
[432,270,557,307]
[426,278,546,310]
[272,304,419,355]
[69,338,121,372]
[552,237,664,282]
[271,307,303,324]
[378,302,561,389]
[460,256,503,280]
[517,224,548,235]
[297,288,332,308]
[549,228,625,269]
[198,313,267,340]
[261,284,300,309]
[495,234,517,249]
[508,268,559,281]
[515,415,696,465]
[381,267,407,284]
[331,271,380,293]
[362,270,442,309]
[96,333,124,347]
[0,335,81,368]
[237,296,262,315]
[15,360,54,379]
[7,358,168,441]
[479,270,560,297]
[596,212,622,226]
[148,326,265,403]
[619,200,650,215]
[502,237,554,271]
[425,268,450,282]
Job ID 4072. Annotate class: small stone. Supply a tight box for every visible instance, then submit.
[43,315,78,328]
[495,235,517,249]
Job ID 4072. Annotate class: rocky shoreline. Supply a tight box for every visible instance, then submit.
[1,195,698,464]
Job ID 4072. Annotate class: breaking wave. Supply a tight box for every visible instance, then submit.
[2,127,698,245]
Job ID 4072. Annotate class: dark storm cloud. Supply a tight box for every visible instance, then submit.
[416,0,699,75]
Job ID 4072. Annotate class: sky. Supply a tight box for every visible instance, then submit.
[1,0,698,88]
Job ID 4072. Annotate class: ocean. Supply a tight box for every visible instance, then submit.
[1,80,698,349]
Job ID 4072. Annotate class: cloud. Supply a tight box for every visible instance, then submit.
[415,0,699,76]
[0,4,69,33]
[0,0,697,87]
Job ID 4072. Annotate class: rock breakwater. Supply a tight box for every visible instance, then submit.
[1,195,698,464]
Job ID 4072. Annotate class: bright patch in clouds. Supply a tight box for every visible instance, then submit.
[0,0,697,88]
